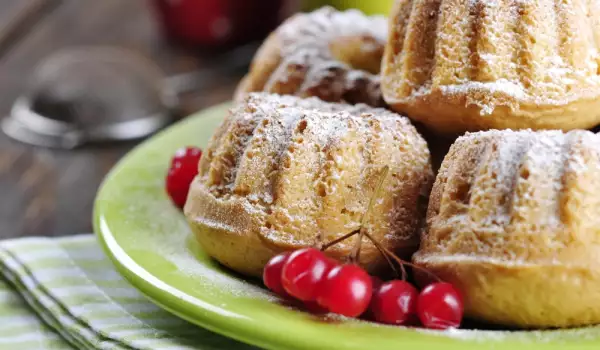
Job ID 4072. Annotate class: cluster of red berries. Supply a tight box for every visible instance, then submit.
[166,146,203,208]
[263,247,463,330]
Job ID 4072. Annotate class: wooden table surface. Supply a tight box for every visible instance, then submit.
[0,0,247,239]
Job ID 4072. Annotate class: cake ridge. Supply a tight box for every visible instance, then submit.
[467,132,521,231]
[204,93,430,204]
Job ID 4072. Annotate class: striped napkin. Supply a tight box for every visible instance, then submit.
[0,235,256,350]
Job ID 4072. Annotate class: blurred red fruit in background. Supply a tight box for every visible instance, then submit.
[151,0,292,47]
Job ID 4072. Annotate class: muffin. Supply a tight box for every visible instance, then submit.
[382,0,600,134]
[414,129,600,328]
[235,7,387,107]
[185,93,433,277]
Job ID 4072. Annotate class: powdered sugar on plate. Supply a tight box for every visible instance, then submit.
[113,161,276,302]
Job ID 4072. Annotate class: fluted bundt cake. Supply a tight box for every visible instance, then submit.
[382,0,600,134]
[235,7,387,107]
[413,129,600,328]
[184,93,433,277]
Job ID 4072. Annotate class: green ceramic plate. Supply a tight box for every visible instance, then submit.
[94,103,600,350]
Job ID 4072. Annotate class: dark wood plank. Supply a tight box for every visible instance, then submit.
[0,147,56,237]
[0,0,61,58]
[0,0,242,239]
[0,0,41,35]
[0,0,160,114]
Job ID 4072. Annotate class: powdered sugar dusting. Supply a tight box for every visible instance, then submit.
[261,6,387,106]
[325,311,600,343]
[239,93,417,159]
[117,167,275,301]
[162,234,274,301]
[278,7,386,55]
[418,325,600,343]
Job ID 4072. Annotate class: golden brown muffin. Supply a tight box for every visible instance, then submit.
[185,93,433,277]
[414,129,600,328]
[382,0,600,134]
[234,7,387,107]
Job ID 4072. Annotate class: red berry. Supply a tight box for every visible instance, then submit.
[303,300,328,314]
[263,252,291,296]
[361,276,384,320]
[371,276,383,290]
[324,257,340,271]
[417,282,463,330]
[171,146,202,167]
[166,146,202,208]
[316,264,373,317]
[370,280,418,325]
[281,248,331,301]
[152,0,229,44]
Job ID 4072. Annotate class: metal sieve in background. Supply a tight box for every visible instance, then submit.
[2,44,256,149]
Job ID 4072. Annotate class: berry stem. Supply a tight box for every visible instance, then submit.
[321,228,400,278]
[363,229,400,278]
[360,229,406,280]
[317,164,442,283]
[321,230,359,252]
[350,166,389,264]
[361,230,442,283]
[320,227,442,282]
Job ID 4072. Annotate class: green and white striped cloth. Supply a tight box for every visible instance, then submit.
[0,235,256,350]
